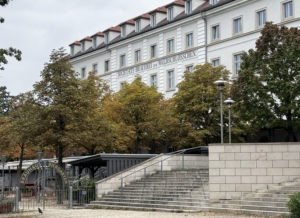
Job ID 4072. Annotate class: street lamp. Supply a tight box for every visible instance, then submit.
[224,98,235,144]
[36,151,42,203]
[1,153,6,200]
[214,78,227,144]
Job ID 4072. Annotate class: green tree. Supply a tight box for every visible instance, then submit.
[231,22,300,142]
[173,63,248,147]
[0,0,22,71]
[0,86,16,117]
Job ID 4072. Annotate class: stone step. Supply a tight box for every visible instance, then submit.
[208,207,289,217]
[221,200,287,207]
[102,195,210,201]
[112,190,209,195]
[87,201,209,210]
[232,196,289,202]
[243,192,290,198]
[146,175,209,179]
[212,203,289,212]
[121,186,208,190]
[94,198,210,206]
[257,189,300,194]
[104,193,209,199]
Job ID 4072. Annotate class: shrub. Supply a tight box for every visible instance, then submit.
[286,192,300,218]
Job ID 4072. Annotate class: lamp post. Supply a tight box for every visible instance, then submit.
[1,154,6,200]
[214,78,227,144]
[36,151,42,203]
[224,98,235,144]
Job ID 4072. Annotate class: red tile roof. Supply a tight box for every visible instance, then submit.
[79,37,92,42]
[91,32,104,37]
[133,13,151,21]
[165,0,185,8]
[119,19,135,26]
[149,7,167,14]
[69,41,81,46]
[103,26,121,33]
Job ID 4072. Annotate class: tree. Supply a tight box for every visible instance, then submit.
[104,76,165,153]
[172,63,248,147]
[0,92,37,184]
[0,86,16,117]
[0,0,22,71]
[231,22,300,142]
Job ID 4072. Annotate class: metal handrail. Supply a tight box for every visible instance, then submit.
[118,146,207,197]
[118,146,205,181]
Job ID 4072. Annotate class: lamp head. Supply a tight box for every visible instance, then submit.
[224,98,235,108]
[36,151,43,162]
[214,78,227,91]
[1,154,6,165]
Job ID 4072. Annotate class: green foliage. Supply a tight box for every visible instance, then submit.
[286,192,300,218]
[232,22,300,141]
[173,63,250,147]
[0,86,16,117]
[20,187,33,193]
[0,1,22,71]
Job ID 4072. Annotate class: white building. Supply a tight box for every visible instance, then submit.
[69,0,299,98]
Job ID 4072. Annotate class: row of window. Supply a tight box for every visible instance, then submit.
[211,1,294,42]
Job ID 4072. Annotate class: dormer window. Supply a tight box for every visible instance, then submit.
[81,42,85,52]
[71,46,74,56]
[151,14,157,27]
[105,32,109,44]
[136,20,141,33]
[93,37,97,49]
[121,26,126,38]
[211,0,218,5]
[186,0,192,15]
[168,7,174,21]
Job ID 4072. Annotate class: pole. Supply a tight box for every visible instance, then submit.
[69,184,73,209]
[8,166,11,197]
[229,108,231,144]
[121,178,123,198]
[220,91,223,144]
[43,166,45,211]
[1,163,4,200]
[15,187,19,212]
[182,152,184,170]
[144,168,146,188]
[161,160,163,181]
[37,167,40,203]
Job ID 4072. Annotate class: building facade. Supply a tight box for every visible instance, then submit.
[69,0,299,99]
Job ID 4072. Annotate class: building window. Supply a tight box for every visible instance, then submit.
[121,26,126,38]
[168,7,174,21]
[71,46,74,56]
[105,33,109,44]
[212,59,220,67]
[151,74,157,86]
[151,45,157,58]
[186,0,192,15]
[81,68,86,79]
[168,70,175,90]
[211,0,218,5]
[136,20,141,33]
[186,65,193,72]
[151,14,157,27]
[135,50,141,63]
[81,42,85,52]
[233,17,242,35]
[212,25,220,41]
[186,33,193,48]
[167,39,174,54]
[105,60,110,72]
[120,82,125,90]
[283,1,293,19]
[234,54,242,75]
[93,63,98,73]
[120,55,126,68]
[93,37,97,49]
[257,10,266,27]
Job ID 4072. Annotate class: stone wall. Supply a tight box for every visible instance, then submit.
[209,143,300,202]
[96,154,208,198]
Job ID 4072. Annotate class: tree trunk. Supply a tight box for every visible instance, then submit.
[136,137,141,154]
[17,144,24,201]
[56,144,63,204]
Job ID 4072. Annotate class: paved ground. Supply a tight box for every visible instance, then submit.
[1,209,271,218]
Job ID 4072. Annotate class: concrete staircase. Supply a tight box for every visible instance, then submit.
[209,178,300,217]
[87,169,210,211]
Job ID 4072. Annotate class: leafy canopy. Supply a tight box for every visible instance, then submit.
[231,22,300,141]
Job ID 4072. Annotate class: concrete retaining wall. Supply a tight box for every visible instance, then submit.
[96,154,208,198]
[209,143,300,202]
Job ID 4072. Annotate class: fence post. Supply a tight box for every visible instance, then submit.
[69,183,73,209]
[144,168,146,188]
[15,187,19,212]
[182,152,184,170]
[121,178,123,198]
[161,159,163,181]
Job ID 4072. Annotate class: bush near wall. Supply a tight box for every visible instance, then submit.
[286,192,300,218]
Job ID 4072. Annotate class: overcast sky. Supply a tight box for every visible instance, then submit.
[0,0,172,96]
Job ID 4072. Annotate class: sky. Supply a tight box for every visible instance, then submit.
[0,0,172,96]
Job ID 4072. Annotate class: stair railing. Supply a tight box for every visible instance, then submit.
[118,146,207,198]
